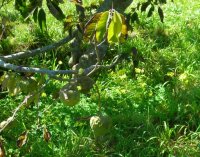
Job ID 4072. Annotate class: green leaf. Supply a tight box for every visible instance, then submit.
[24,0,41,20]
[141,2,150,12]
[38,8,47,32]
[53,0,64,4]
[147,5,154,17]
[95,11,109,43]
[131,12,139,23]
[159,0,167,4]
[158,6,164,22]
[63,15,74,31]
[33,7,38,23]
[15,0,42,20]
[47,0,65,20]
[107,10,122,44]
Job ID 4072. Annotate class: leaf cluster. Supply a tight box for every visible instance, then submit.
[84,9,127,44]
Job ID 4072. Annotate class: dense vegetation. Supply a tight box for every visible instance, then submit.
[0,0,200,156]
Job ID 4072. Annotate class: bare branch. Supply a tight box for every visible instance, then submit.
[0,31,77,61]
[0,95,31,133]
[0,59,77,75]
[0,54,120,77]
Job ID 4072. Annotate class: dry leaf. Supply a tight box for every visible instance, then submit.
[17,131,28,148]
[43,127,51,142]
[0,140,5,157]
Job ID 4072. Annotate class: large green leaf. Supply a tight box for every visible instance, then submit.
[38,8,47,32]
[141,1,150,12]
[147,4,155,17]
[33,7,38,23]
[95,11,109,43]
[84,10,127,44]
[107,10,122,44]
[158,6,164,22]
[46,0,65,20]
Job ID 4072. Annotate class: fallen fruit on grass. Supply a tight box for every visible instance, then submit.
[90,114,112,137]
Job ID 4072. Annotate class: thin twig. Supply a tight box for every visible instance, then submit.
[94,83,101,113]
[86,63,99,76]
[0,17,6,41]
[85,54,121,76]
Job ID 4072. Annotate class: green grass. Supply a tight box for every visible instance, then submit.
[1,0,200,156]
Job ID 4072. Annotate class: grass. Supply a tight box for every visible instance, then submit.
[0,0,200,156]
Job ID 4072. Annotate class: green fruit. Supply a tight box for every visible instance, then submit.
[72,64,80,71]
[90,114,112,137]
[2,73,21,96]
[77,76,94,93]
[2,74,10,90]
[59,88,80,107]
[19,79,30,93]
[68,56,75,67]
[79,54,96,69]
[62,81,77,91]
[68,51,79,67]
[19,78,37,94]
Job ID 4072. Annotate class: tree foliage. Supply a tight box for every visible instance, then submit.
[0,0,171,154]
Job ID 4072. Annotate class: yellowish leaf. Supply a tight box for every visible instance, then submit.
[17,131,28,148]
[107,10,122,43]
[0,140,5,157]
[96,11,109,42]
[43,127,51,142]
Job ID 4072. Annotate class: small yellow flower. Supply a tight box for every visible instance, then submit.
[166,72,174,77]
[140,82,146,88]
[120,89,127,94]
[41,92,47,97]
[135,68,144,74]
[179,73,187,81]
[148,91,153,97]
[58,61,63,65]
[119,74,127,80]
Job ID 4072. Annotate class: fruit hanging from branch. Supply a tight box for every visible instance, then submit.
[90,114,112,137]
[77,76,94,94]
[59,81,80,107]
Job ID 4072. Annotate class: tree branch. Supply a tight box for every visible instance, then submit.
[0,95,31,133]
[0,31,77,61]
[0,59,77,75]
[0,53,121,77]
